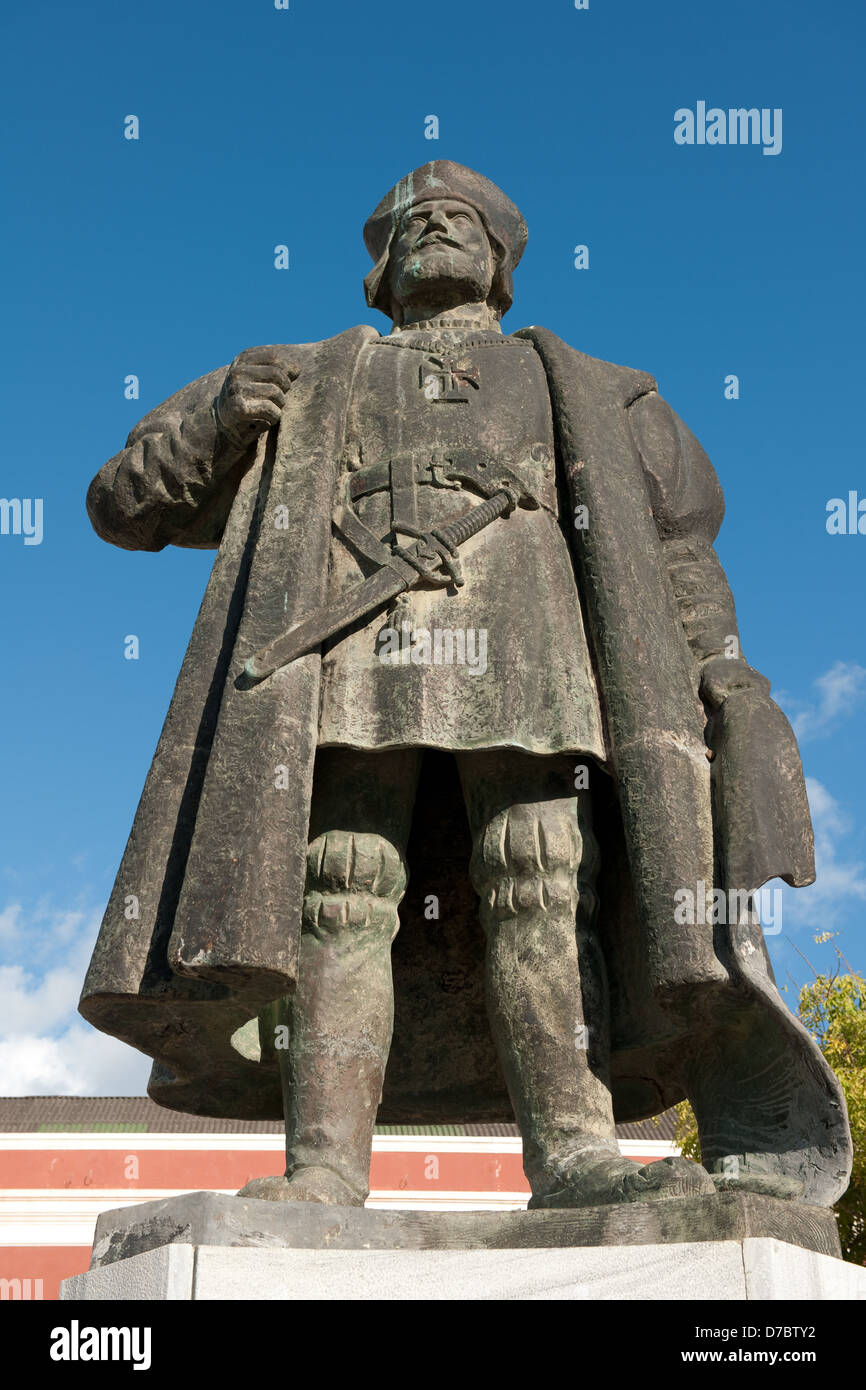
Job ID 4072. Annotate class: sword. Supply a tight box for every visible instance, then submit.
[244,485,519,683]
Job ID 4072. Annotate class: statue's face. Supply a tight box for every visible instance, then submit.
[387,198,497,314]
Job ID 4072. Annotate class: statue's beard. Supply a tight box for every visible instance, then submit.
[390,247,494,314]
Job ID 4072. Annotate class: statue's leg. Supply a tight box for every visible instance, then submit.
[458,750,715,1208]
[240,746,420,1205]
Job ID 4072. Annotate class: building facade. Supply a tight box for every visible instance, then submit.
[0,1097,679,1299]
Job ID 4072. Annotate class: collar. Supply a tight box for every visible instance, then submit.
[390,315,502,335]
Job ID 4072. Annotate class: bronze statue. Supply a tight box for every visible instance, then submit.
[81,162,851,1211]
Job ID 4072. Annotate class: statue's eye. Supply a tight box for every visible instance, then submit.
[452,211,472,223]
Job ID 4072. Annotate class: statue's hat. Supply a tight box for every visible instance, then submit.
[363,161,528,320]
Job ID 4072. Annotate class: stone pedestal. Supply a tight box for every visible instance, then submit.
[62,1235,866,1301]
[60,1189,866,1300]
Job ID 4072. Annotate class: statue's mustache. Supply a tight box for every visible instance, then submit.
[413,234,466,251]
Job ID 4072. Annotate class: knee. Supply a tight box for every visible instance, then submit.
[303,830,407,940]
[470,797,599,928]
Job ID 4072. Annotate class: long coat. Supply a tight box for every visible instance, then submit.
[81,324,852,1206]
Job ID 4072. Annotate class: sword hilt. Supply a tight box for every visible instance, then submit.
[435,486,517,548]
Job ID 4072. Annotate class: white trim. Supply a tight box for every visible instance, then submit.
[619,1140,678,1158]
[368,1193,528,1210]
[0,1190,529,1244]
[0,1132,676,1158]
[379,1136,523,1154]
[0,1134,286,1152]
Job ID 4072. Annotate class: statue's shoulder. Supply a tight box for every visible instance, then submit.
[513,326,657,402]
[514,325,722,528]
[303,326,380,352]
[296,325,381,369]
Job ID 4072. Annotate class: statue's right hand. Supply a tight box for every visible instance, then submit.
[214,347,300,450]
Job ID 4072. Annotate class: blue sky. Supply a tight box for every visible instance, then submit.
[1,0,864,1094]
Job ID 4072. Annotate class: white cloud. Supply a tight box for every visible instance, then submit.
[783,661,866,742]
[0,1030,150,1097]
[0,902,150,1096]
[0,904,22,941]
[777,778,866,933]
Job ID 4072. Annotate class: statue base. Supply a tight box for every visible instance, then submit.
[59,1189,866,1300]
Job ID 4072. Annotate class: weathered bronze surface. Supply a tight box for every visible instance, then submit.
[81,161,852,1214]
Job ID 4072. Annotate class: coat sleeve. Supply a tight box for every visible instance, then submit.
[627,389,815,889]
[86,364,255,552]
[626,390,770,710]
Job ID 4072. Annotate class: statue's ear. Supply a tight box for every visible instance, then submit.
[364,245,400,323]
[487,232,514,317]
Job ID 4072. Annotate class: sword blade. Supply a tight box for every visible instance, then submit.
[244,559,415,681]
[244,487,514,683]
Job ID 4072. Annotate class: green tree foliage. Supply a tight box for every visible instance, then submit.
[674,936,865,1263]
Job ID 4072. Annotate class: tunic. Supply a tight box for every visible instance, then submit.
[317,325,606,757]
